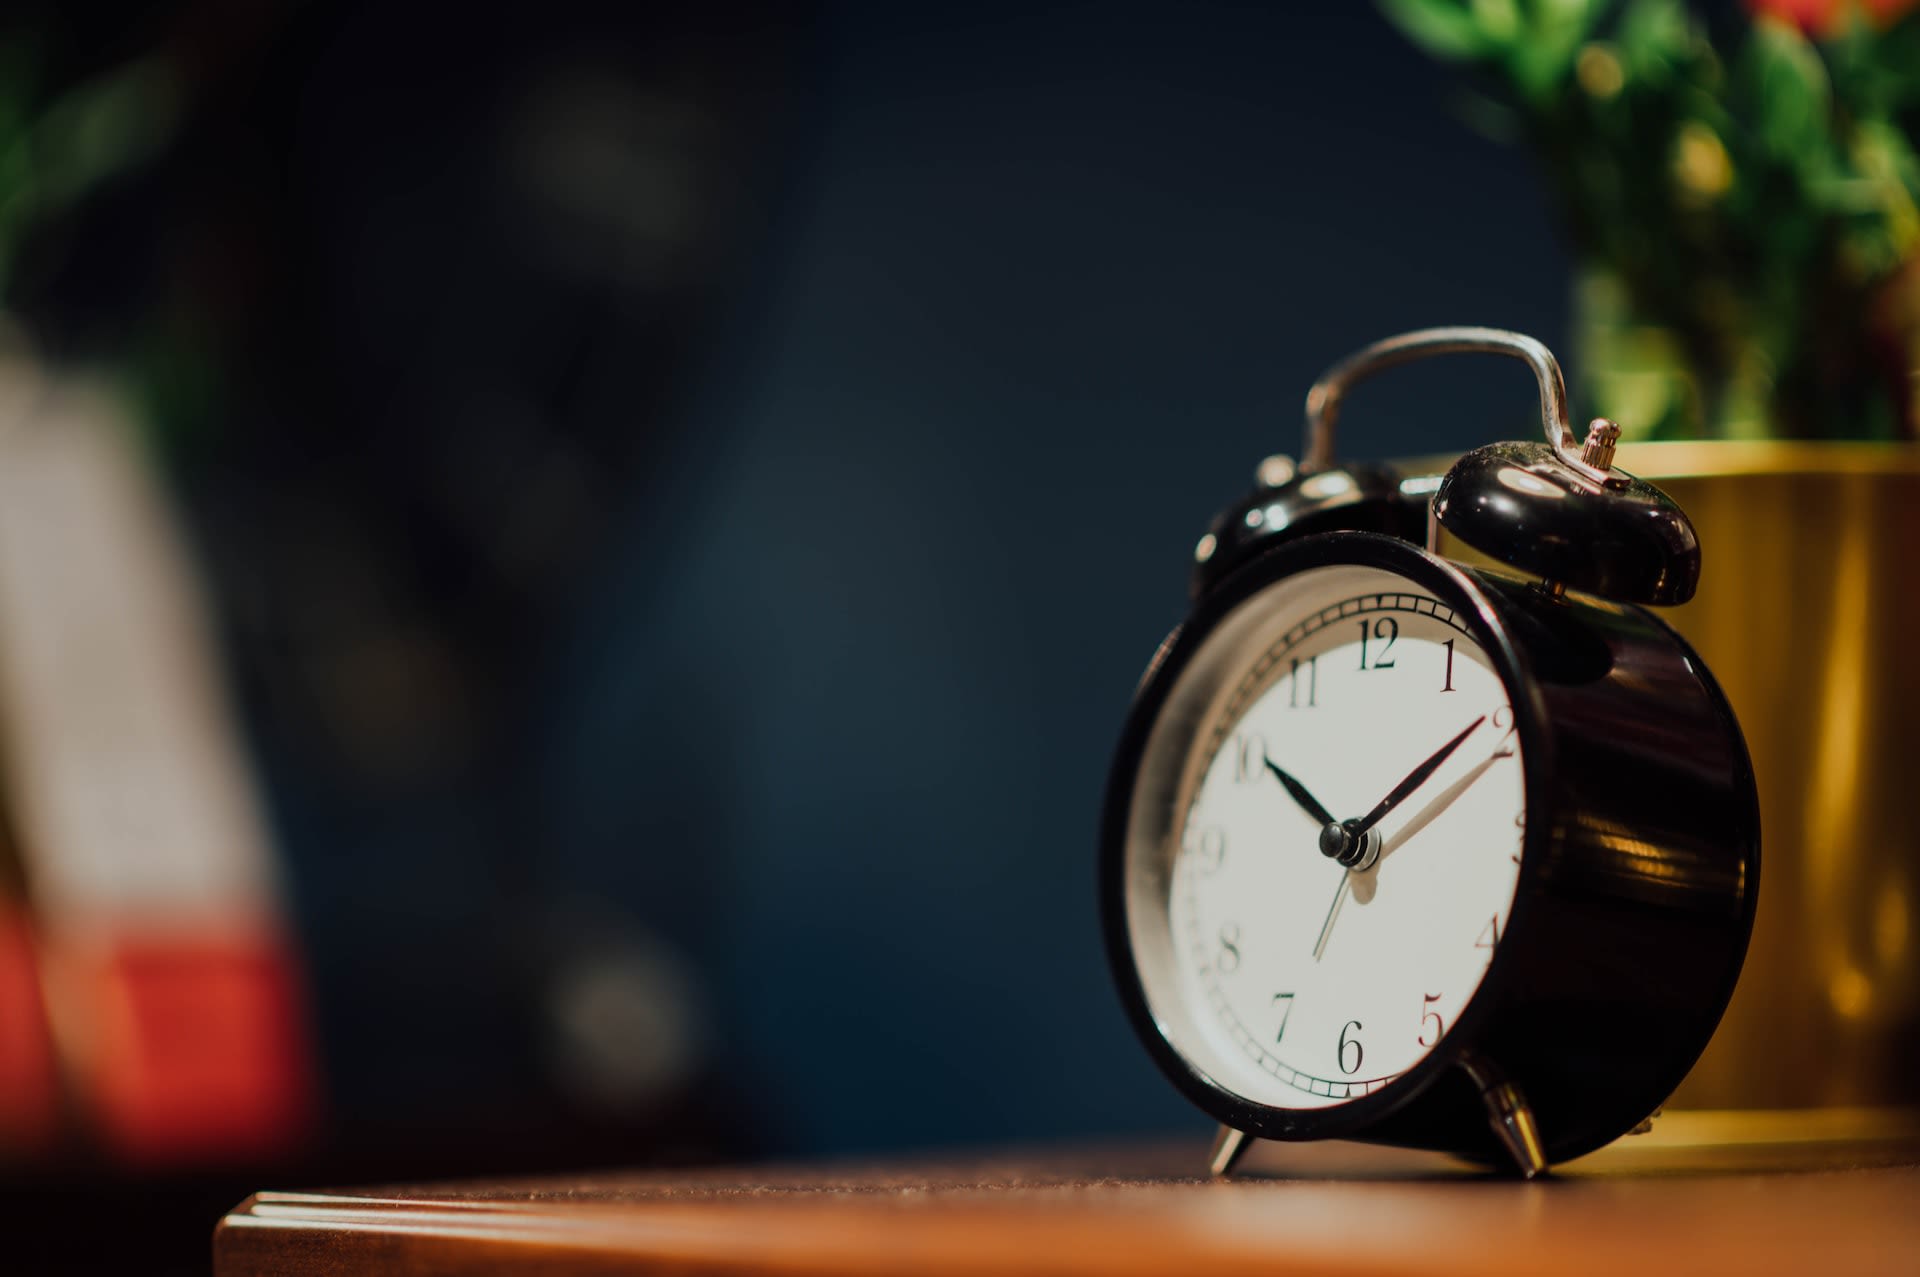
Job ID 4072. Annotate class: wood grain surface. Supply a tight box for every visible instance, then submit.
[213,1111,1920,1276]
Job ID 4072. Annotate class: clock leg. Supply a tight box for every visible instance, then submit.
[1459,1054,1549,1179]
[1208,1124,1255,1178]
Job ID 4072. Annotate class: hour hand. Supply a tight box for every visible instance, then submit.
[1263,758,1337,828]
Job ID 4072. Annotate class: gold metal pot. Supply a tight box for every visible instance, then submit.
[1419,441,1920,1110]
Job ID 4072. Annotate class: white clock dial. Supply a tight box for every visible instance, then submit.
[1133,564,1525,1112]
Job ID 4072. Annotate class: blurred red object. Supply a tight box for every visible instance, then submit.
[0,902,59,1156]
[68,919,312,1165]
[1746,0,1919,32]
[0,365,317,1168]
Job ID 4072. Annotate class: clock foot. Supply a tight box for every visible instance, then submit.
[1460,1055,1549,1179]
[1208,1124,1255,1178]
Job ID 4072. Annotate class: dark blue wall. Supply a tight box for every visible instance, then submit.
[535,2,1570,1155]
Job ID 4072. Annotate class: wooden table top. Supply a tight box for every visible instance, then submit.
[214,1111,1920,1277]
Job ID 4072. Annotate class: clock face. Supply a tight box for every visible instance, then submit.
[1122,562,1526,1116]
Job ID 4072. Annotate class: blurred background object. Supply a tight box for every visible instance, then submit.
[1382,0,1920,441]
[27,0,1897,1272]
[0,360,311,1167]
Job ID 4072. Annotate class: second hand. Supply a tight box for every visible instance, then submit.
[1312,872,1349,963]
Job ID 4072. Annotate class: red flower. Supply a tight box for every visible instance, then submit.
[1745,0,1919,33]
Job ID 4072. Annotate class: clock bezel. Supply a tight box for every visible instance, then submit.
[1100,530,1557,1144]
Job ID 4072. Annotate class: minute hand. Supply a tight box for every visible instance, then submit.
[1349,715,1487,838]
[1377,736,1515,864]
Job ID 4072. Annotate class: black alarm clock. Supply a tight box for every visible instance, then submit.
[1099,327,1759,1178]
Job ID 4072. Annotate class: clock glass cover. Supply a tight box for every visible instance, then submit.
[1125,563,1527,1112]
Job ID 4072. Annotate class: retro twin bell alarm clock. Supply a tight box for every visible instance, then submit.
[1099,327,1760,1178]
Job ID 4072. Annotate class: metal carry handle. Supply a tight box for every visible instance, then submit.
[1301,326,1617,486]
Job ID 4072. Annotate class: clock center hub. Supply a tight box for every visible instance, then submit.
[1319,821,1382,872]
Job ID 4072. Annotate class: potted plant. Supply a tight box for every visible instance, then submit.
[1384,0,1919,439]
[1384,0,1920,1119]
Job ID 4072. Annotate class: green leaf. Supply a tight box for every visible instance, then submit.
[1739,19,1831,164]
[27,58,180,218]
[1449,84,1523,143]
[1835,120,1920,279]
[1857,120,1920,201]
[1857,15,1920,116]
[1507,0,1615,104]
[0,35,42,138]
[1616,0,1697,87]
[1470,0,1521,44]
[1376,0,1494,62]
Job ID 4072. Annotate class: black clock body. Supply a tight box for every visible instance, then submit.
[1100,531,1760,1165]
